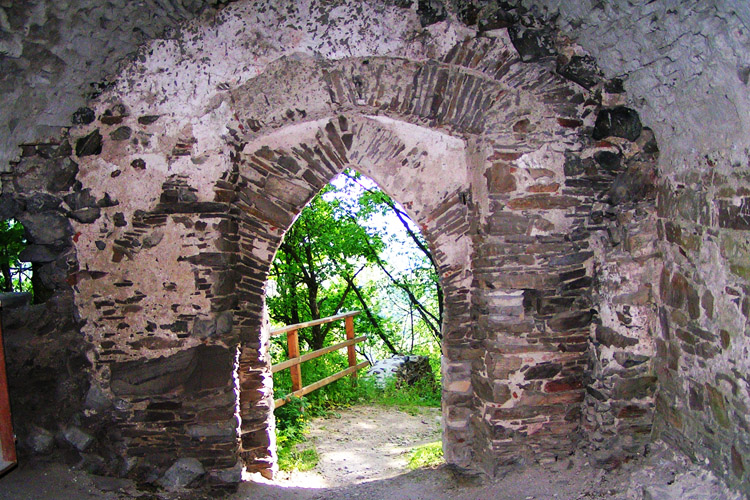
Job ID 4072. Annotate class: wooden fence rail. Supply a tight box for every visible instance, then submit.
[271,311,369,408]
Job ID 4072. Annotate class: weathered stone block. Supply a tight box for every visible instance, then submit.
[188,421,237,439]
[485,163,516,193]
[25,425,55,455]
[564,153,595,176]
[21,212,72,244]
[545,375,583,393]
[63,425,94,452]
[18,244,57,263]
[75,129,103,157]
[416,0,447,27]
[192,318,216,339]
[476,5,518,32]
[705,384,730,429]
[138,115,160,125]
[157,458,205,490]
[486,353,522,379]
[110,344,234,397]
[487,212,530,235]
[508,25,555,62]
[547,310,593,332]
[507,194,578,210]
[472,374,511,404]
[717,198,750,230]
[666,272,688,308]
[557,54,602,90]
[592,107,642,141]
[731,445,745,479]
[72,107,95,125]
[594,150,621,172]
[613,352,650,368]
[612,376,657,400]
[524,362,562,380]
[13,156,75,194]
[84,384,112,412]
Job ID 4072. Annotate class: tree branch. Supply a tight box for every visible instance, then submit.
[344,170,444,329]
[344,274,400,355]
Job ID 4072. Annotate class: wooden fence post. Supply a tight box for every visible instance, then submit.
[345,315,356,380]
[270,312,369,407]
[287,328,302,392]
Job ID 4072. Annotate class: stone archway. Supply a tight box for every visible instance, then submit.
[66,34,624,479]
[190,38,616,476]
[229,114,474,476]
[2,1,661,486]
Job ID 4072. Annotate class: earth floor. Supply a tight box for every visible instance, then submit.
[0,405,740,500]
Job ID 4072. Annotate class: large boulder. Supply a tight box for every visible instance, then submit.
[367,355,435,388]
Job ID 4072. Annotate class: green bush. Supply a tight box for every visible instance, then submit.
[274,374,440,432]
[277,432,319,472]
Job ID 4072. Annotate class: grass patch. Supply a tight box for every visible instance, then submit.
[277,429,319,472]
[407,441,444,470]
[273,373,441,472]
[357,376,441,412]
[278,443,319,472]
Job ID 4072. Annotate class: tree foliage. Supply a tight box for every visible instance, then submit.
[268,183,388,351]
[349,173,443,344]
[267,171,442,362]
[0,219,31,294]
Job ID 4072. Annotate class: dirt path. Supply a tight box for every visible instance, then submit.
[239,406,740,500]
[276,405,442,488]
[243,404,613,499]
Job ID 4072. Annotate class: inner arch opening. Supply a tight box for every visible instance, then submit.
[266,169,444,484]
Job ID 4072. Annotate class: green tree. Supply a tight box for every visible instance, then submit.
[0,219,31,293]
[345,172,443,344]
[268,171,443,361]
[268,185,397,353]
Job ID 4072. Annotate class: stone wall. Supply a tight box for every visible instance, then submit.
[0,0,238,170]
[652,166,750,495]
[513,0,750,494]
[0,0,746,496]
[582,128,660,469]
[0,140,95,469]
[26,1,659,482]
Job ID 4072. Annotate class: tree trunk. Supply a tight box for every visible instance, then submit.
[345,171,444,329]
[1,262,12,292]
[301,241,326,350]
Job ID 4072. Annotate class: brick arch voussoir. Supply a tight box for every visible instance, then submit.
[227,46,584,149]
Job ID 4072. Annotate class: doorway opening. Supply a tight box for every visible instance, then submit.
[265,169,443,483]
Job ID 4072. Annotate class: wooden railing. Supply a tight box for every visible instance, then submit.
[271,311,369,408]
